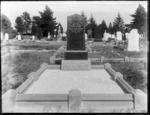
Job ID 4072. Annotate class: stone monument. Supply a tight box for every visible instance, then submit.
[18,34,21,40]
[62,14,90,70]
[1,32,4,40]
[116,31,122,41]
[87,29,92,41]
[127,29,140,51]
[57,26,62,42]
[85,33,88,41]
[32,35,35,41]
[5,33,9,41]
[48,32,51,39]
[102,31,109,41]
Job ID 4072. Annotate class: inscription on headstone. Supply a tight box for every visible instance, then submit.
[67,14,85,50]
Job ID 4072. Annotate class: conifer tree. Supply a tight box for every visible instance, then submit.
[130,4,147,35]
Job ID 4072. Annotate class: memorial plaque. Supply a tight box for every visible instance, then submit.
[67,14,85,50]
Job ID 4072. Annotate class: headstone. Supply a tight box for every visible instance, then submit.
[66,14,85,50]
[48,32,51,39]
[102,31,109,41]
[116,31,122,41]
[87,29,92,40]
[85,33,87,41]
[5,33,9,41]
[125,32,129,40]
[127,29,140,51]
[1,32,4,40]
[18,34,21,40]
[57,26,62,42]
[94,26,102,41]
[32,35,35,41]
[62,14,90,70]
[112,34,115,39]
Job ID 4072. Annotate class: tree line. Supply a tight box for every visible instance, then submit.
[1,4,147,40]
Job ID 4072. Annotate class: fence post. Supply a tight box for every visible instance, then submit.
[68,89,82,112]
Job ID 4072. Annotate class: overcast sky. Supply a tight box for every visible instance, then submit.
[1,1,147,32]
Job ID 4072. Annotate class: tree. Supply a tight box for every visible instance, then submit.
[15,16,25,34]
[130,4,147,36]
[21,12,31,34]
[86,14,97,38]
[81,11,88,27]
[32,16,41,27]
[100,20,107,37]
[39,5,57,36]
[113,13,125,33]
[1,14,11,32]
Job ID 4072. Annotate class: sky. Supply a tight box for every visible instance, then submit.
[1,1,148,32]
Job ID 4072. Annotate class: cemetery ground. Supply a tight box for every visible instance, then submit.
[1,37,147,96]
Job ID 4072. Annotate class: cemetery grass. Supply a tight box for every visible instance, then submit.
[2,41,147,94]
[2,50,55,94]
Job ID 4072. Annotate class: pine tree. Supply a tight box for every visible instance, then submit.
[21,12,31,34]
[81,11,88,27]
[87,14,97,38]
[100,20,107,36]
[15,16,25,34]
[113,13,125,33]
[130,4,147,35]
[39,5,57,36]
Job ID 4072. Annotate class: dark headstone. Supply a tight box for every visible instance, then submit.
[94,26,103,42]
[65,14,88,60]
[67,14,85,50]
[87,29,92,40]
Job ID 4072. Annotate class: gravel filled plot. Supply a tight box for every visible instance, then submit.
[25,69,124,94]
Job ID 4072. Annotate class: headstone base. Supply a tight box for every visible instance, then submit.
[64,50,88,60]
[61,59,91,71]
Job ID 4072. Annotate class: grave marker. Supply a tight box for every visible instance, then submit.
[127,29,140,51]
[65,14,88,60]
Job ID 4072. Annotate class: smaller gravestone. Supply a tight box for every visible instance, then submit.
[48,32,51,39]
[127,29,140,51]
[18,34,21,40]
[32,35,35,41]
[125,32,129,40]
[112,34,115,39]
[85,33,87,41]
[1,32,4,40]
[116,31,122,41]
[5,33,9,41]
[102,31,109,41]
[87,29,92,40]
[57,26,62,42]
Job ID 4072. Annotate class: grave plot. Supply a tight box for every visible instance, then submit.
[2,14,147,113]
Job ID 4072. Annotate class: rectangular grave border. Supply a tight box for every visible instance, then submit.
[14,62,147,112]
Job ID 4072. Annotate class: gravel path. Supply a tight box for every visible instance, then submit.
[26,69,124,94]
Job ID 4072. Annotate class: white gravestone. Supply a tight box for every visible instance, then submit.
[48,32,51,39]
[85,33,88,41]
[125,33,129,40]
[127,29,140,51]
[111,34,115,39]
[18,35,21,40]
[1,32,4,40]
[32,35,35,41]
[5,33,9,41]
[116,31,122,41]
[102,31,109,41]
